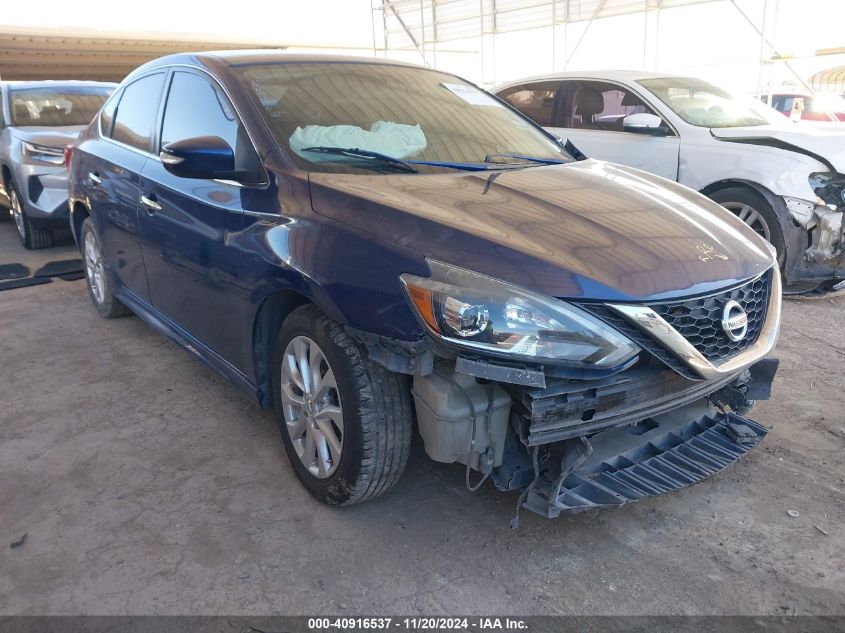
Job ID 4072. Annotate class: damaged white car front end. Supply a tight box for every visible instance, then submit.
[711,126,845,284]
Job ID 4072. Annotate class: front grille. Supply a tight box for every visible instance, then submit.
[650,269,771,364]
[581,270,773,377]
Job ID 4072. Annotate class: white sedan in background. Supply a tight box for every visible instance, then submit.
[495,71,845,290]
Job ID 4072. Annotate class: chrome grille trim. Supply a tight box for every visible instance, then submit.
[606,267,781,381]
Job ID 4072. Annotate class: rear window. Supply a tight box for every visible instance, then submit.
[111,74,166,151]
[10,87,112,127]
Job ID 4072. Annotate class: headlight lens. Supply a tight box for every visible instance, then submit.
[401,260,639,367]
[21,141,65,165]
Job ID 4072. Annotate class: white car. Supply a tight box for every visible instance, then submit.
[495,71,845,288]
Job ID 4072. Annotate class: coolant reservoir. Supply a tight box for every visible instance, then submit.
[412,367,512,470]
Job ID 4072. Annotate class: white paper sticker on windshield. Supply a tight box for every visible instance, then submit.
[441,83,503,108]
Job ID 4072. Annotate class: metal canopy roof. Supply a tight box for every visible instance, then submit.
[0,26,376,82]
[382,0,716,48]
[0,26,288,81]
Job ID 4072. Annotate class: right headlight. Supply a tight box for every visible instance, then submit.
[400,260,639,368]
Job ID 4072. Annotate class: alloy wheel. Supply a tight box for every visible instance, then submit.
[84,231,106,305]
[280,335,344,479]
[722,201,772,242]
[10,189,25,240]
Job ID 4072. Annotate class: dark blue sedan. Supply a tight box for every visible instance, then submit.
[68,51,781,519]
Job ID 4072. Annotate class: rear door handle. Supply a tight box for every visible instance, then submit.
[140,194,162,213]
[88,172,102,185]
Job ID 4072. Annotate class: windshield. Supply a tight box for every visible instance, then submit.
[10,87,112,127]
[233,62,571,174]
[639,77,770,128]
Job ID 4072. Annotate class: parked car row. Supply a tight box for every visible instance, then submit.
[55,52,789,520]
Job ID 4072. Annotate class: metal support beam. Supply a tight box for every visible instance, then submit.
[729,0,815,95]
[755,0,770,98]
[565,0,607,68]
[382,0,429,66]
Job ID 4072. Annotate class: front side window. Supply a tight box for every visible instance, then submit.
[111,73,165,151]
[639,77,770,128]
[10,87,112,127]
[233,62,571,174]
[561,80,660,132]
[160,72,239,151]
[497,81,560,126]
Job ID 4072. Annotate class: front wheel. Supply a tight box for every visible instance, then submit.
[272,304,413,505]
[709,187,785,268]
[10,182,52,250]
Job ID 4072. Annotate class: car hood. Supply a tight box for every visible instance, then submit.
[308,159,775,302]
[711,124,845,172]
[9,125,86,147]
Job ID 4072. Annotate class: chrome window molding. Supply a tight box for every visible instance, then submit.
[607,267,782,381]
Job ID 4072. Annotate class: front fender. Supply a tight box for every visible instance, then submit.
[238,212,425,342]
[681,140,825,201]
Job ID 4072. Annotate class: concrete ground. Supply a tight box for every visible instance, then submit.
[0,219,843,616]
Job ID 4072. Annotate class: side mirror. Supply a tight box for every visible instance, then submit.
[160,136,239,180]
[623,113,669,136]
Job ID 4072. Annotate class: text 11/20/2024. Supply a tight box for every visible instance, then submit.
[307,617,529,630]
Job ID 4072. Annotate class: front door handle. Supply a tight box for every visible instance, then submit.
[89,172,102,185]
[140,194,162,213]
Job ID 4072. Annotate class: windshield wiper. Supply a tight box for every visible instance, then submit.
[301,146,419,173]
[484,153,567,166]
[303,146,517,173]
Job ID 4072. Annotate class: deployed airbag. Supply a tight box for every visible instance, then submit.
[289,121,427,161]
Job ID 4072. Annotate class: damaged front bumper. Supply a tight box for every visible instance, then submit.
[782,183,845,283]
[522,409,768,517]
[355,268,781,520]
[408,355,778,520]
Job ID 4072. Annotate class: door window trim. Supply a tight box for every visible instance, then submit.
[156,64,268,186]
[98,71,168,159]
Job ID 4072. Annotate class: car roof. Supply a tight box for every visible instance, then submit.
[208,50,423,68]
[131,50,426,74]
[494,69,686,90]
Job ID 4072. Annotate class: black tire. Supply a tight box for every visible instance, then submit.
[9,181,52,249]
[0,175,10,221]
[709,187,786,268]
[272,304,413,505]
[80,218,132,318]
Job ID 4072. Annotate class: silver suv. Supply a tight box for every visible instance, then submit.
[0,81,114,249]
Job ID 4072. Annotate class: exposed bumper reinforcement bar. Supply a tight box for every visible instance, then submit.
[523,410,768,518]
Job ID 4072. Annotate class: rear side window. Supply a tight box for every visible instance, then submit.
[497,82,560,126]
[160,71,239,151]
[112,73,165,151]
